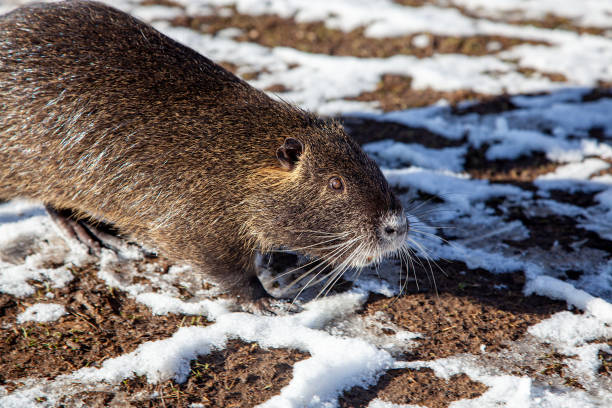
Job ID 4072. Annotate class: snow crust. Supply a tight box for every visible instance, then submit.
[452,0,612,29]
[16,303,66,324]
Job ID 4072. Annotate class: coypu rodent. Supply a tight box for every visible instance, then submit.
[0,1,408,308]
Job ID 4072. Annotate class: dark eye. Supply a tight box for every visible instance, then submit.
[328,176,344,192]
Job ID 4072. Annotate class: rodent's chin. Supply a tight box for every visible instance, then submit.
[352,256,378,268]
[351,232,408,268]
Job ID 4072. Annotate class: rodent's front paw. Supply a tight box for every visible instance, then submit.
[239,297,275,315]
[238,297,302,316]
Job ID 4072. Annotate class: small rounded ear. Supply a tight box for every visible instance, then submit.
[276,137,303,170]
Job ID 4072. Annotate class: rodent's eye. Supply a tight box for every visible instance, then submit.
[328,176,344,192]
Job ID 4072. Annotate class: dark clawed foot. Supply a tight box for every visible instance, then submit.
[46,206,102,255]
[232,275,298,315]
[239,296,276,315]
[237,296,302,315]
[45,206,124,256]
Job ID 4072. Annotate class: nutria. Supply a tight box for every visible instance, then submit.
[0,1,408,308]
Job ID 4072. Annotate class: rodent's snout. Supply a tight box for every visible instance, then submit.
[379,212,409,247]
[382,222,408,239]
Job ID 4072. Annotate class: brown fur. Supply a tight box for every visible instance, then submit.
[0,1,404,302]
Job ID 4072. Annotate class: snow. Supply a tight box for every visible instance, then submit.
[150,0,612,112]
[0,201,77,297]
[528,311,611,349]
[364,141,465,172]
[411,34,430,49]
[452,0,612,29]
[0,0,611,407]
[525,275,612,324]
[17,303,66,323]
[538,159,610,181]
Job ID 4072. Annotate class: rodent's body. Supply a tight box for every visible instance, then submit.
[0,1,408,304]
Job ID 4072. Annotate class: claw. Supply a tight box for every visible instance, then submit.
[45,205,125,256]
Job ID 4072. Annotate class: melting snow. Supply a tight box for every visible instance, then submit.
[16,303,67,324]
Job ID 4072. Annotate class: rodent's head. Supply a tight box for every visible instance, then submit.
[248,116,408,270]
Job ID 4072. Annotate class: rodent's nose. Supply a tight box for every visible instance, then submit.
[384,226,396,235]
[381,218,408,240]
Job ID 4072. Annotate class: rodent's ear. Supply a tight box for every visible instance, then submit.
[276,137,303,170]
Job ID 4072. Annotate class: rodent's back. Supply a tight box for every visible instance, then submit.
[0,1,302,242]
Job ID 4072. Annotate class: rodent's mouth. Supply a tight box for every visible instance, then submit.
[262,219,409,288]
[351,255,376,268]
[259,228,409,296]
[325,230,407,269]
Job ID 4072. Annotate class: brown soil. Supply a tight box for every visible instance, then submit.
[498,209,612,253]
[487,13,606,36]
[547,190,601,208]
[363,264,566,360]
[340,368,488,408]
[170,10,546,60]
[0,266,196,388]
[464,147,559,183]
[55,340,308,407]
[394,0,432,7]
[340,116,464,148]
[350,74,489,111]
[451,95,519,115]
[516,66,567,82]
[598,350,611,376]
[140,0,184,9]
[583,86,612,104]
[117,340,308,408]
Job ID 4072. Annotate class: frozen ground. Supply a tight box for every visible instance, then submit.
[0,1,611,407]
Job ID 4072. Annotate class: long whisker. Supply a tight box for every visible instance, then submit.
[289,239,357,303]
[318,242,364,299]
[407,238,440,296]
[408,235,449,279]
[399,246,411,296]
[306,239,358,299]
[313,240,365,300]
[270,236,361,282]
[301,240,364,289]
[405,245,426,289]
[267,235,349,254]
[409,228,455,246]
[284,239,356,289]
[402,245,418,293]
[292,229,350,237]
